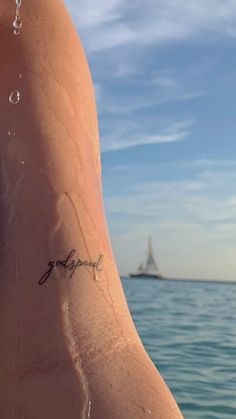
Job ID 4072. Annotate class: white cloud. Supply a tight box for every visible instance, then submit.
[64,2,208,153]
[66,0,121,26]
[104,131,187,151]
[97,77,204,116]
[65,0,236,51]
[153,76,181,89]
[101,118,194,151]
[114,63,139,78]
[106,158,236,173]
[104,163,236,224]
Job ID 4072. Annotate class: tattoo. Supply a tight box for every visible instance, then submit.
[39,249,103,286]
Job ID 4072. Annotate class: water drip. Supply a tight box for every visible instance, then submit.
[13,16,22,30]
[9,90,20,104]
[13,0,23,35]
[8,130,16,136]
[87,400,91,418]
[94,271,102,282]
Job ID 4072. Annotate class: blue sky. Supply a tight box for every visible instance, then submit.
[65,0,236,280]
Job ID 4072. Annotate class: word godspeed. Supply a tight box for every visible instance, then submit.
[39,249,103,285]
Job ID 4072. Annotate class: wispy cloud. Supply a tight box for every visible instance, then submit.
[97,83,204,115]
[101,118,194,151]
[104,131,187,152]
[113,63,140,78]
[64,1,210,154]
[105,164,236,224]
[66,0,236,51]
[66,0,121,26]
[105,159,236,175]
[153,76,181,89]
[104,162,236,279]
[103,159,236,230]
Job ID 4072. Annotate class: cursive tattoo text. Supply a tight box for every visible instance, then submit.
[39,249,103,286]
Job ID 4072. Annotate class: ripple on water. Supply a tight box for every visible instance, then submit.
[122,278,236,419]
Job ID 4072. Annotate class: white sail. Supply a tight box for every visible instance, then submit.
[144,236,159,274]
[129,236,165,278]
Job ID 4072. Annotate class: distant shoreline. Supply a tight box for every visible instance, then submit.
[121,277,236,285]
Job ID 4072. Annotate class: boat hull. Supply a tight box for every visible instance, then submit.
[129,273,166,280]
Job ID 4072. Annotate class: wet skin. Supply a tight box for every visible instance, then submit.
[0,1,183,418]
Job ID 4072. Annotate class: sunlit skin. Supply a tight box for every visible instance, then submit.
[0,1,183,418]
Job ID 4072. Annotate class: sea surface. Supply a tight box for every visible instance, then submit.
[122,278,236,419]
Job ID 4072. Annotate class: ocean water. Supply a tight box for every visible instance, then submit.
[122,278,236,419]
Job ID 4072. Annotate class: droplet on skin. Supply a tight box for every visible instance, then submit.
[18,73,22,79]
[87,400,92,418]
[13,0,23,35]
[8,130,16,136]
[94,271,102,282]
[142,407,152,415]
[9,90,20,104]
[13,16,22,30]
[62,302,69,313]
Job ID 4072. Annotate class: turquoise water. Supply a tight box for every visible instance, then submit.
[122,278,236,419]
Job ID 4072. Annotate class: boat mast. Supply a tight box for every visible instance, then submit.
[145,236,159,272]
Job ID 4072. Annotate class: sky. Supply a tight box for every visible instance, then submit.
[64,0,236,280]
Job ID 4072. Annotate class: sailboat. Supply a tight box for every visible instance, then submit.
[129,236,166,279]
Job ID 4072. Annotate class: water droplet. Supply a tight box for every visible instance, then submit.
[141,407,151,415]
[109,259,115,267]
[13,0,23,35]
[18,73,22,79]
[13,16,22,30]
[9,90,20,104]
[87,400,91,418]
[8,130,16,136]
[94,271,101,282]
[20,161,25,165]
[62,302,69,312]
